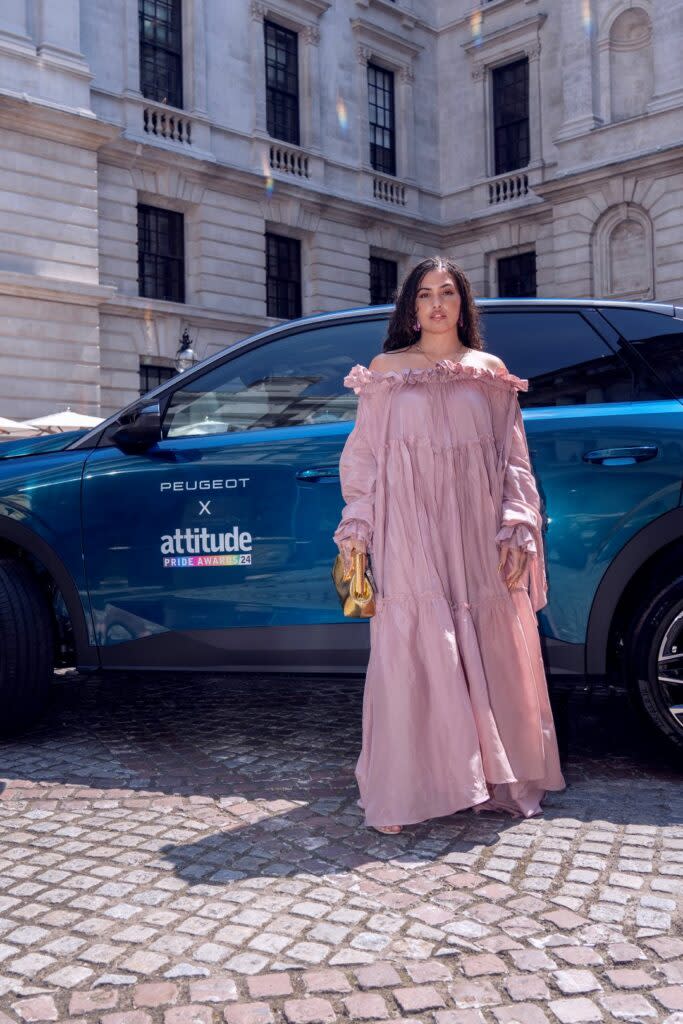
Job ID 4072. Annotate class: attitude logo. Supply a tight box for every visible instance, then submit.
[161,526,252,568]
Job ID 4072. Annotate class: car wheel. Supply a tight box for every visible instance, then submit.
[0,558,53,735]
[626,574,683,754]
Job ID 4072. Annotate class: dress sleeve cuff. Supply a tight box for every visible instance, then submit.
[495,523,537,555]
[333,518,373,550]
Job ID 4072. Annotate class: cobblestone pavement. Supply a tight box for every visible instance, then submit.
[0,672,680,1024]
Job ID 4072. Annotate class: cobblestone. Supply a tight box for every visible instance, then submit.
[0,674,679,1024]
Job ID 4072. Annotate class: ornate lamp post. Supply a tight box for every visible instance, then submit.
[175,328,198,372]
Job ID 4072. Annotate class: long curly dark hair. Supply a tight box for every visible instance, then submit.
[384,256,484,353]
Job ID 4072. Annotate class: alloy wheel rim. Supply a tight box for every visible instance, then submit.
[657,608,683,729]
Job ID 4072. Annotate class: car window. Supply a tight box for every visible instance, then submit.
[481,310,634,407]
[598,308,683,399]
[163,318,388,438]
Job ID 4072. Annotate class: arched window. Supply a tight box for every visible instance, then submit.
[608,7,653,122]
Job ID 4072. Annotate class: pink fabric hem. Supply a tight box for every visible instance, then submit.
[359,782,561,827]
[359,791,489,828]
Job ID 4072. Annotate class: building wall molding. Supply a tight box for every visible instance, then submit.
[0,271,116,307]
[250,0,332,29]
[130,167,207,208]
[0,91,119,149]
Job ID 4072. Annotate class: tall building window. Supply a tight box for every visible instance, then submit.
[139,0,183,108]
[140,362,176,395]
[265,21,300,145]
[368,63,396,176]
[370,257,398,305]
[138,204,185,303]
[266,233,302,319]
[498,251,537,297]
[492,57,529,175]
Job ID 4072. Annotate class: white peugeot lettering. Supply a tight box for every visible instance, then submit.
[160,478,249,492]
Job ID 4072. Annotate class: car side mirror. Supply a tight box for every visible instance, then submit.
[109,402,162,454]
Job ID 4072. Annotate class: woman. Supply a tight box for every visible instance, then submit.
[333,256,566,834]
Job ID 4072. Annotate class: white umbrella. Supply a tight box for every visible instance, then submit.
[23,407,103,434]
[0,416,39,436]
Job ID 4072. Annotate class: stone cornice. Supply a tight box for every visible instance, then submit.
[462,13,546,56]
[98,135,441,237]
[353,0,436,36]
[0,271,116,307]
[250,0,331,26]
[351,17,424,61]
[0,91,119,149]
[441,202,552,242]
[440,0,539,35]
[101,294,269,333]
[534,145,683,203]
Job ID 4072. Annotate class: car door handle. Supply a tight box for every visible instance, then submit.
[583,445,659,466]
[296,467,340,481]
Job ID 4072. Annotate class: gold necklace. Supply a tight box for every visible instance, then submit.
[414,343,468,366]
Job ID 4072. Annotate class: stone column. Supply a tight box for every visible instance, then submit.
[301,25,322,151]
[557,0,600,139]
[649,0,683,112]
[1,0,29,41]
[397,65,415,182]
[469,63,489,178]
[35,0,81,58]
[356,45,371,169]
[123,0,141,94]
[187,0,208,115]
[527,43,543,164]
[250,1,268,136]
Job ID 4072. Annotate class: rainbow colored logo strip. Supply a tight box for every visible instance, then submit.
[163,554,251,568]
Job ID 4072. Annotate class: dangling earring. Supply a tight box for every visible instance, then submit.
[413,319,421,333]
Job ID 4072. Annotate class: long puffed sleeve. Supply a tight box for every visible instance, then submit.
[495,401,548,612]
[333,392,376,558]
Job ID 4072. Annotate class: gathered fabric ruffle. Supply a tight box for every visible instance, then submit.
[495,523,538,555]
[344,359,529,396]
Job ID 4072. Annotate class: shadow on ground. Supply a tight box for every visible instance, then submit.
[0,671,679,863]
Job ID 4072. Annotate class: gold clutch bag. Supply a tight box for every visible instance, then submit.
[331,549,376,618]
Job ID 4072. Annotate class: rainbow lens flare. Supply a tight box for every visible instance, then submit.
[336,94,349,133]
[469,10,483,44]
[582,0,593,34]
[261,154,275,196]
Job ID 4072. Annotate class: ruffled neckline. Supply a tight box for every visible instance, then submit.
[344,359,528,395]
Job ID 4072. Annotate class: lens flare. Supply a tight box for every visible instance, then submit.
[336,94,348,133]
[581,0,593,34]
[469,10,483,44]
[261,153,275,196]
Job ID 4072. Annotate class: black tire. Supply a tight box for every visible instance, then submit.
[0,558,53,735]
[625,573,683,754]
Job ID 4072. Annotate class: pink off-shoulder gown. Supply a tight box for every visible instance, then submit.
[333,359,566,826]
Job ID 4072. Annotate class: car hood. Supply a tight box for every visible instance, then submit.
[0,430,87,459]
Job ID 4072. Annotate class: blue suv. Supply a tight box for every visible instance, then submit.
[0,299,681,750]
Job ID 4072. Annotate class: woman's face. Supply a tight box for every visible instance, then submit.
[415,268,462,334]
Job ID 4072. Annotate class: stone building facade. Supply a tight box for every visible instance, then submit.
[0,0,681,418]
